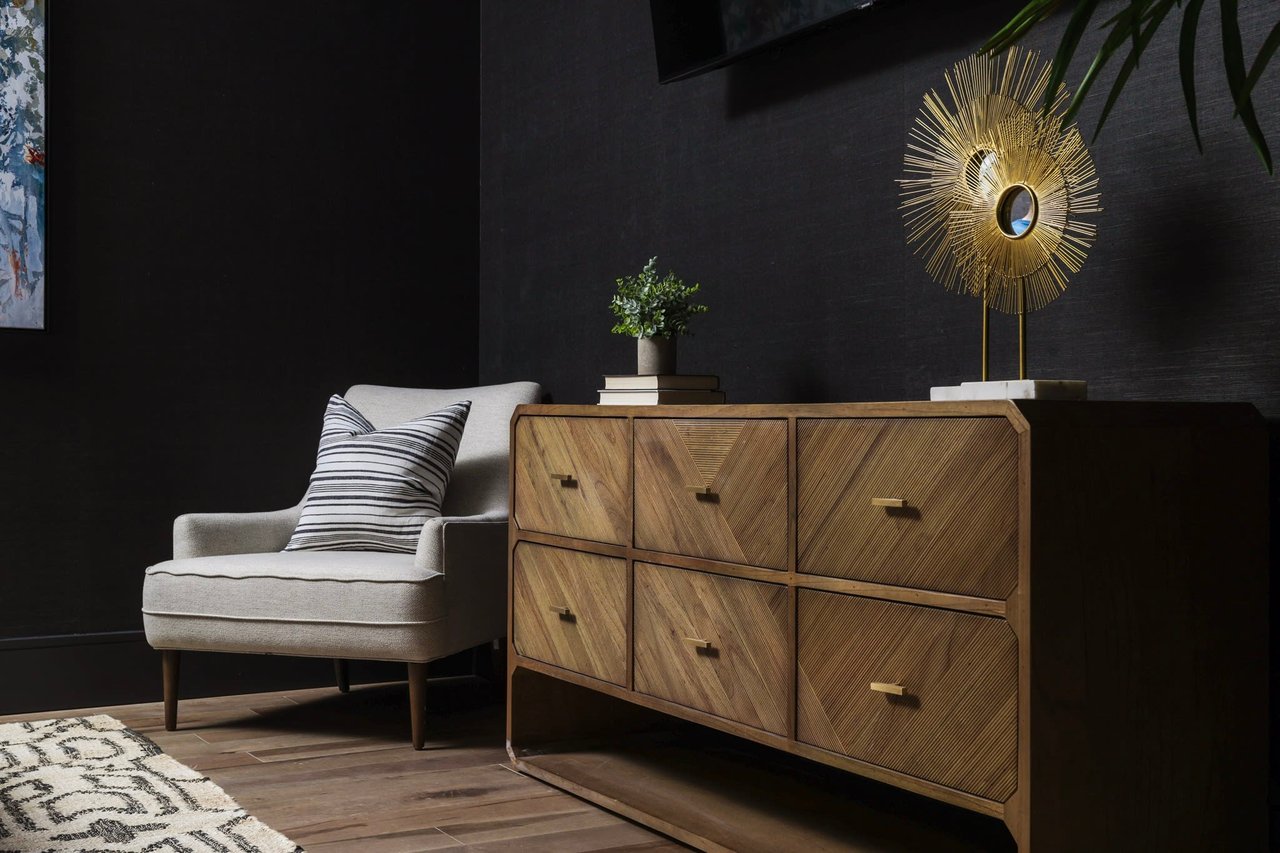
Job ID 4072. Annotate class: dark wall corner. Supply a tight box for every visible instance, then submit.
[0,0,483,707]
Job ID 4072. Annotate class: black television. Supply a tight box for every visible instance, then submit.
[650,0,892,83]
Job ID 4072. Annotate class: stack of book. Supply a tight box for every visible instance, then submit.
[598,374,725,405]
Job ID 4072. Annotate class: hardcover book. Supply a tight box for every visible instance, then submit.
[602,374,720,391]
[597,388,727,405]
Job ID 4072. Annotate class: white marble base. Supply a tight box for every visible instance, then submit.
[930,379,1087,401]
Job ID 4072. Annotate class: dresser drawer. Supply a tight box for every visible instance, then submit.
[797,590,1017,801]
[797,417,1018,599]
[634,563,789,734]
[635,419,788,569]
[514,416,630,545]
[512,542,627,686]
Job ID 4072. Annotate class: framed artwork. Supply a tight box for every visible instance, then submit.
[0,0,45,330]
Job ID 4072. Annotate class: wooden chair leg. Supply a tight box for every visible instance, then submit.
[161,650,181,732]
[334,659,350,693]
[407,662,427,750]
[491,638,507,701]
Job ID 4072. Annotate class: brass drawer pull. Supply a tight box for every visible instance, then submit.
[549,473,576,486]
[871,497,907,508]
[870,681,905,696]
[549,605,572,617]
[685,485,715,496]
[684,637,712,649]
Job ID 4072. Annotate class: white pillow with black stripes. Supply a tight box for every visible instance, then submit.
[284,395,471,553]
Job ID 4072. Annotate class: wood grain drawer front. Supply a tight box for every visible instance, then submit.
[797,591,1018,801]
[634,419,788,569]
[797,417,1018,599]
[512,543,627,686]
[634,563,789,734]
[514,416,630,545]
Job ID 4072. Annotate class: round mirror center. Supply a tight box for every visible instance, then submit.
[997,184,1037,238]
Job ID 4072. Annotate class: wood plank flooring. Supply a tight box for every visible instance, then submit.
[0,679,686,851]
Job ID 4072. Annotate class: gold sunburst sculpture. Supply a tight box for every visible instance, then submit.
[900,47,1101,380]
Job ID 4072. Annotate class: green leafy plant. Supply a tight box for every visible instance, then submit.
[983,1,1280,173]
[609,257,709,339]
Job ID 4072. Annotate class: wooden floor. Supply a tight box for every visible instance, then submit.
[0,679,686,852]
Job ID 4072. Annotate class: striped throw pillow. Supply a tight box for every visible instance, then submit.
[284,395,471,553]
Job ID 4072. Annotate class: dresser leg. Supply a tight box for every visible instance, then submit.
[491,638,507,700]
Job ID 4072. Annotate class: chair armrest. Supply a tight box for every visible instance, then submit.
[414,512,508,575]
[416,513,510,652]
[173,503,303,559]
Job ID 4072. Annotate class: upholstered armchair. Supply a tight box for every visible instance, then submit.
[141,382,541,748]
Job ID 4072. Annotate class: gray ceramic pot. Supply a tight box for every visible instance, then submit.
[637,336,676,375]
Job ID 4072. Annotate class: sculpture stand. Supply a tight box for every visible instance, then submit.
[931,290,1087,401]
[930,379,1087,401]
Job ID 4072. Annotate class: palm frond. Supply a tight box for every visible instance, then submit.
[988,0,1278,173]
[1180,0,1207,152]
[1220,0,1273,173]
[1235,18,1280,115]
[1093,0,1179,142]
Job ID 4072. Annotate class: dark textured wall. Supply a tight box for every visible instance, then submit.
[0,1,480,709]
[478,0,1280,413]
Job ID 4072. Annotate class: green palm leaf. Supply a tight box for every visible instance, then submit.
[1046,0,1104,115]
[1235,18,1280,114]
[1093,0,1179,142]
[1063,2,1147,124]
[1220,0,1272,173]
[1180,0,1207,152]
[981,0,1065,55]
[989,0,1279,174]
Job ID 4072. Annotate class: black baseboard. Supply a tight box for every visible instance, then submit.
[0,630,474,715]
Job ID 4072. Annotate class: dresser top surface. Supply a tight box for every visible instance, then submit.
[514,399,1262,429]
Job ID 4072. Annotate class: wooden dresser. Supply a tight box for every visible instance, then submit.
[505,402,1268,852]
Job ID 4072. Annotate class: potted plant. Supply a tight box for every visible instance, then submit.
[609,257,709,375]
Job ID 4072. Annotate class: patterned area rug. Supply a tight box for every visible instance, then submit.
[0,715,300,852]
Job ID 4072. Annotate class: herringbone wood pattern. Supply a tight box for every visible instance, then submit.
[512,543,628,686]
[797,590,1018,801]
[513,416,630,545]
[797,418,1018,598]
[635,419,788,569]
[633,563,789,735]
[508,402,1271,850]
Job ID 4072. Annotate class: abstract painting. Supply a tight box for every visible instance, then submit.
[0,0,45,329]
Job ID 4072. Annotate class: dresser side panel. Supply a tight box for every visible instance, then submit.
[1025,416,1268,851]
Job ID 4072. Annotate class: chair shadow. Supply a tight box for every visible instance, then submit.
[209,679,504,745]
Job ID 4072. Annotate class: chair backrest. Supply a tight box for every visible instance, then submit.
[344,381,542,518]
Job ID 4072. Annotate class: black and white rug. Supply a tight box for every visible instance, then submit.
[0,715,300,852]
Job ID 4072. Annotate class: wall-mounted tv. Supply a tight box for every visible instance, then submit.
[650,0,891,83]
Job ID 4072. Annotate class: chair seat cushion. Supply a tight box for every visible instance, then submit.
[142,552,446,662]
